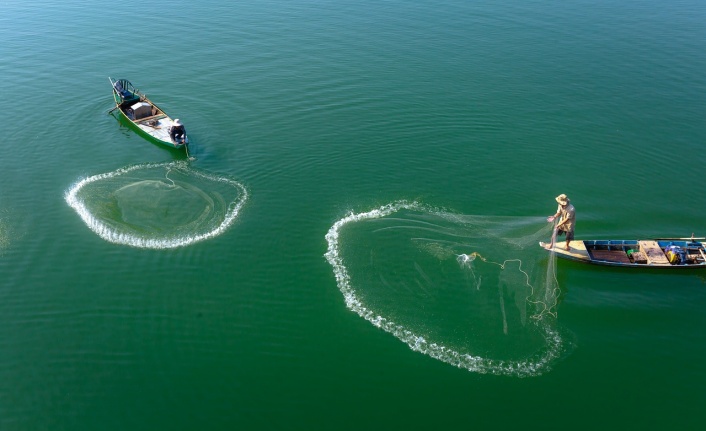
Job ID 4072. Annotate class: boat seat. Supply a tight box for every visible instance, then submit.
[136,113,167,124]
[114,80,140,104]
[638,240,670,264]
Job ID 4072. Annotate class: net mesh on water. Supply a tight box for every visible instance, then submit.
[325,201,568,377]
[65,161,248,249]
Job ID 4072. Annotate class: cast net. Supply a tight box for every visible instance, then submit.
[65,161,248,249]
[325,201,567,377]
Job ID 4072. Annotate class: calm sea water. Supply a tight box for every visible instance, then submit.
[2,0,706,429]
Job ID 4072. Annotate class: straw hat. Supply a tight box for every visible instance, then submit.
[173,119,182,126]
[555,194,570,205]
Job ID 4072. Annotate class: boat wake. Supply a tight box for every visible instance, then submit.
[324,201,570,377]
[65,161,248,249]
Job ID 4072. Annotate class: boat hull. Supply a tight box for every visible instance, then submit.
[541,239,706,269]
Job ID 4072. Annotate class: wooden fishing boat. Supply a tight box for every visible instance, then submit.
[109,77,188,151]
[539,238,706,268]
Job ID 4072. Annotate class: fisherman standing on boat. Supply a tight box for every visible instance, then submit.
[169,119,186,144]
[545,194,575,251]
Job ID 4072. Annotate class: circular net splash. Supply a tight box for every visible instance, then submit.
[325,201,568,377]
[65,161,248,249]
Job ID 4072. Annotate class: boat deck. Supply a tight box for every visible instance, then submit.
[135,116,173,143]
[544,240,591,260]
[588,249,631,264]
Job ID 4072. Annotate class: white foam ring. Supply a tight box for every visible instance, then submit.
[65,161,248,249]
[324,201,564,377]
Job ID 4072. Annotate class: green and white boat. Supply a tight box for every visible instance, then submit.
[109,77,188,151]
